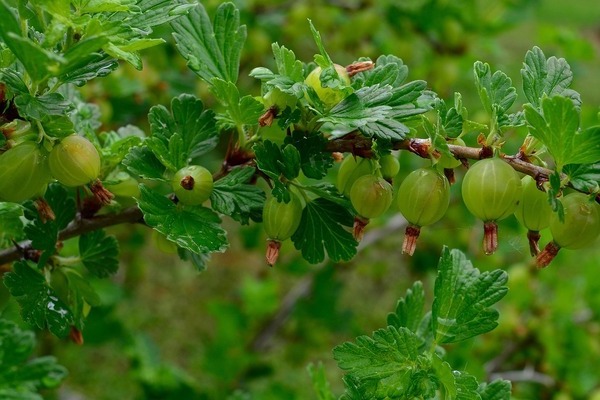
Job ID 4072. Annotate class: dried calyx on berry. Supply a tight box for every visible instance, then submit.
[536,193,600,268]
[397,167,450,256]
[262,191,303,266]
[461,157,522,255]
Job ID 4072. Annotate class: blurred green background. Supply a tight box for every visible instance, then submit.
[3,0,600,399]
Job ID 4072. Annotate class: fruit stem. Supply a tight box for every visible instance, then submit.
[265,239,282,267]
[536,240,561,268]
[483,221,498,255]
[402,224,421,256]
[527,230,541,257]
[353,216,369,241]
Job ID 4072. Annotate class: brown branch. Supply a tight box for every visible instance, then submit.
[0,206,144,266]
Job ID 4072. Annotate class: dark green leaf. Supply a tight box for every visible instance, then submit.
[284,130,333,179]
[210,78,264,128]
[564,163,600,193]
[432,247,508,344]
[79,230,119,278]
[454,371,482,400]
[122,146,167,181]
[3,261,74,337]
[172,2,246,83]
[14,93,72,120]
[387,281,425,333]
[137,185,228,255]
[0,318,67,396]
[0,67,28,94]
[478,379,512,400]
[298,182,351,208]
[210,166,265,224]
[521,46,581,109]
[291,198,357,264]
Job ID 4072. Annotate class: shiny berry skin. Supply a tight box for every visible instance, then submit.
[304,64,350,108]
[550,193,600,250]
[462,158,522,222]
[514,175,551,232]
[171,165,213,206]
[337,155,376,197]
[262,192,303,241]
[49,135,101,187]
[0,142,51,202]
[350,174,393,219]
[397,168,450,227]
[379,154,400,180]
[263,87,296,110]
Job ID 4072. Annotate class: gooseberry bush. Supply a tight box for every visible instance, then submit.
[0,1,599,398]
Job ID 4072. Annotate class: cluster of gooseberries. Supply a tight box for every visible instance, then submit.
[0,133,109,207]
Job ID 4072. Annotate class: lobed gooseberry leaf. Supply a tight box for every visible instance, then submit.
[564,163,600,194]
[283,130,333,179]
[432,247,508,344]
[473,61,516,128]
[210,166,265,224]
[147,94,218,171]
[171,2,246,84]
[521,46,581,110]
[387,281,426,334]
[250,43,305,97]
[352,55,409,89]
[524,96,600,170]
[453,371,481,400]
[478,379,512,400]
[13,93,72,121]
[0,202,24,244]
[210,78,264,129]
[136,185,228,255]
[3,261,74,338]
[79,230,119,278]
[298,182,351,208]
[123,146,167,181]
[291,198,357,264]
[253,140,302,201]
[0,318,68,397]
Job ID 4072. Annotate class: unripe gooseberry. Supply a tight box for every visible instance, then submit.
[379,154,400,180]
[263,87,297,111]
[304,64,351,108]
[49,135,101,187]
[514,175,552,256]
[262,192,304,266]
[537,193,600,268]
[350,174,393,240]
[172,165,213,206]
[337,155,376,197]
[397,168,450,255]
[461,157,522,254]
[0,142,51,202]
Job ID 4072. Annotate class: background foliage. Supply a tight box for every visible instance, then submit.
[1,0,600,399]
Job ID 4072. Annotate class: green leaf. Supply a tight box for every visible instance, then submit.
[521,46,581,109]
[172,2,246,83]
[431,353,457,398]
[298,182,351,208]
[0,318,67,397]
[387,281,425,333]
[478,379,512,400]
[253,140,302,201]
[123,146,167,181]
[283,130,333,179]
[0,202,24,244]
[307,363,336,400]
[3,261,74,337]
[79,230,119,278]
[53,267,101,330]
[564,163,600,193]
[210,166,265,224]
[0,68,28,94]
[431,247,508,344]
[291,198,357,264]
[473,61,516,127]
[524,96,600,170]
[454,371,482,400]
[333,326,423,397]
[13,93,72,121]
[146,94,218,170]
[249,43,305,96]
[24,184,75,267]
[352,55,409,88]
[137,185,228,255]
[210,78,264,129]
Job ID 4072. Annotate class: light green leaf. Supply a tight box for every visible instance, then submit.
[431,247,508,344]
[308,363,336,400]
[291,198,357,264]
[387,281,425,333]
[524,96,600,170]
[563,163,600,193]
[473,61,516,128]
[3,261,74,338]
[172,2,246,83]
[137,185,228,255]
[79,230,119,278]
